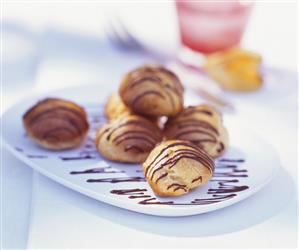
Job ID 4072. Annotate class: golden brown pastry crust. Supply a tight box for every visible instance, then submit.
[164,105,229,158]
[119,65,184,117]
[95,115,163,163]
[23,98,89,150]
[143,140,214,197]
[104,93,133,121]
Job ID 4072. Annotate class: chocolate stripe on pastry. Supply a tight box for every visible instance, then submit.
[22,98,65,118]
[148,150,213,181]
[164,105,228,158]
[181,108,213,117]
[131,90,166,107]
[128,76,162,89]
[144,141,214,176]
[112,130,157,142]
[29,112,85,135]
[23,98,89,150]
[112,131,157,146]
[128,67,184,95]
[167,183,187,192]
[155,172,168,183]
[119,65,184,117]
[114,135,156,147]
[174,129,217,141]
[27,107,87,127]
[172,119,219,135]
[101,119,161,141]
[152,66,184,93]
[143,140,215,197]
[192,176,202,183]
[148,149,214,181]
[42,127,77,140]
[95,115,162,163]
[23,98,86,121]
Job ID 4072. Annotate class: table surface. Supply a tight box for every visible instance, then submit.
[2,2,298,249]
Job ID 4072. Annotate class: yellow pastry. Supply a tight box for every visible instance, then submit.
[95,115,162,163]
[143,140,214,197]
[119,65,184,117]
[164,105,228,158]
[104,92,133,121]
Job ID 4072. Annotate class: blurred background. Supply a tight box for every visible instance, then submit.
[2,1,297,105]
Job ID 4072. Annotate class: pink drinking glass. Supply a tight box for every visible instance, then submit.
[176,1,253,54]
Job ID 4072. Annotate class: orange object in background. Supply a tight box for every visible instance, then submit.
[176,1,253,54]
[204,48,263,92]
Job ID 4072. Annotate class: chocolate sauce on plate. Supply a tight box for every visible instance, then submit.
[70,166,124,175]
[87,176,146,183]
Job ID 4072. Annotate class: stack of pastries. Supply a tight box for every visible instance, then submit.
[23,65,229,197]
[99,65,229,196]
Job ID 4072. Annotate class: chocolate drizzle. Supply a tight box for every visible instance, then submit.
[26,106,88,140]
[155,172,168,183]
[131,90,165,108]
[109,158,248,206]
[129,76,162,89]
[144,142,214,182]
[174,129,216,142]
[208,179,248,194]
[136,194,237,205]
[181,106,214,117]
[95,115,162,158]
[114,135,156,147]
[122,66,184,115]
[27,154,48,159]
[213,164,248,177]
[112,130,156,144]
[192,176,202,183]
[21,101,250,209]
[218,158,245,163]
[167,183,187,192]
[70,166,124,175]
[175,119,219,134]
[110,189,151,199]
[60,155,96,161]
[105,119,160,141]
[20,103,104,162]
[190,194,237,205]
[164,105,227,158]
[87,177,146,183]
[139,198,174,205]
[217,142,225,153]
[27,106,85,126]
[97,118,161,151]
